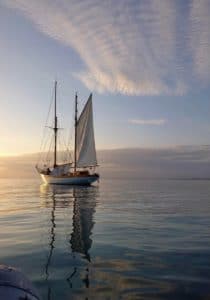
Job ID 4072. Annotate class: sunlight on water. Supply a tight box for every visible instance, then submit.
[0,178,210,299]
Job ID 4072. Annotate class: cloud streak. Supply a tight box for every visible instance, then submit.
[190,0,210,83]
[3,0,210,95]
[129,119,166,125]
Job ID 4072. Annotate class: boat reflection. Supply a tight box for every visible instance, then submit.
[40,184,98,298]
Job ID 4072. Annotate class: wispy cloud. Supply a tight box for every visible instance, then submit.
[190,0,210,83]
[129,119,166,125]
[3,0,210,95]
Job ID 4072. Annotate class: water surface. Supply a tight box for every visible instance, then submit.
[0,178,210,299]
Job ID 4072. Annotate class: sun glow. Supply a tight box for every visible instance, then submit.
[0,152,19,157]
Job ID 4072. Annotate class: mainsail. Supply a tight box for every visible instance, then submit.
[76,94,97,168]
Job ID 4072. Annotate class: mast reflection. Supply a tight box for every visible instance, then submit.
[40,185,59,300]
[40,184,98,298]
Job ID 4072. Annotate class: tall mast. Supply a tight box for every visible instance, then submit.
[53,81,58,168]
[74,92,78,174]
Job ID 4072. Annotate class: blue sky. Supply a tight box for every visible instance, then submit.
[0,0,210,155]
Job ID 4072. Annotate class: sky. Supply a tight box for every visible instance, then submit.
[0,0,210,155]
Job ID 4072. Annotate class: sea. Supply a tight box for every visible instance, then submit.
[0,177,210,300]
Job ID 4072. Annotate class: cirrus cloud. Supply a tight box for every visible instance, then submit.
[129,119,167,125]
[2,0,210,95]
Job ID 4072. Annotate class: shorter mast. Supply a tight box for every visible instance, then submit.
[53,81,58,168]
[74,93,78,174]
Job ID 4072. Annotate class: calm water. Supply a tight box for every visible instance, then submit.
[0,178,210,299]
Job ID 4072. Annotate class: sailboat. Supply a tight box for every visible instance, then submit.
[36,81,99,185]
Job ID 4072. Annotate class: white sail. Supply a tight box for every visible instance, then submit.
[76,94,97,167]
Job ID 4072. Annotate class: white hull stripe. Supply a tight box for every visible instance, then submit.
[41,174,98,185]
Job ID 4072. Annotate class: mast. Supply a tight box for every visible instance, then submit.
[53,81,58,168]
[74,93,78,174]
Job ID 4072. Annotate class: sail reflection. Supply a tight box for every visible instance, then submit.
[70,187,97,262]
[40,184,98,298]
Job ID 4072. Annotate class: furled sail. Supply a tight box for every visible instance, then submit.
[76,94,97,167]
[51,163,71,176]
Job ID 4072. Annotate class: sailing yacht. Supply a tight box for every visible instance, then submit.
[36,81,99,185]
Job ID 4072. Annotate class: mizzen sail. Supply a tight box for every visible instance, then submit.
[76,94,97,167]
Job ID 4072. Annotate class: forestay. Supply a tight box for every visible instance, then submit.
[76,94,97,167]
